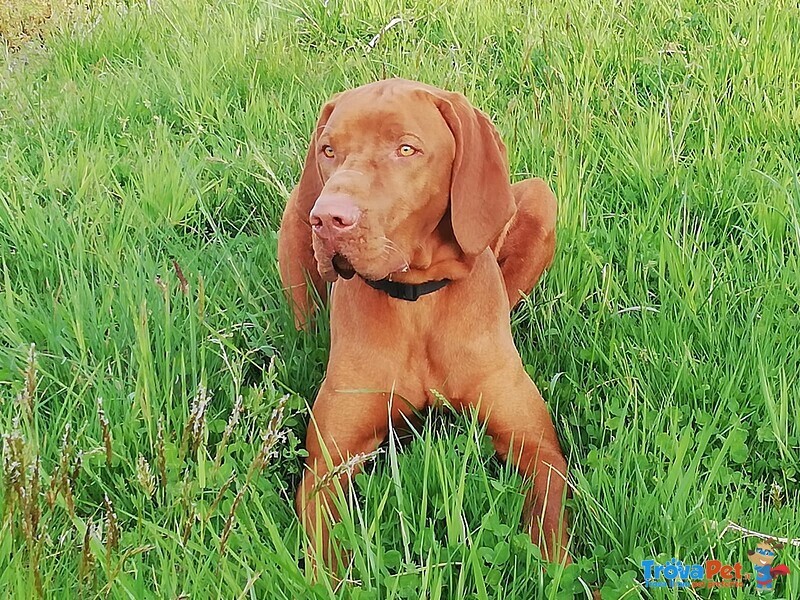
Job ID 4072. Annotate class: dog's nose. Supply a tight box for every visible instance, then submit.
[309,195,361,238]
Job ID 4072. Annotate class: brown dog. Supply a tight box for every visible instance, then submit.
[278,78,568,572]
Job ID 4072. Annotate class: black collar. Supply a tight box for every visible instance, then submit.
[363,277,451,301]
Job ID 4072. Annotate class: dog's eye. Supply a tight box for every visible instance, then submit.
[397,144,417,157]
[321,145,335,158]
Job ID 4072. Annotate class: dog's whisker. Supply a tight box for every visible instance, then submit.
[378,236,411,272]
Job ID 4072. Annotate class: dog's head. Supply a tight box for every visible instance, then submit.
[747,541,783,567]
[292,78,515,283]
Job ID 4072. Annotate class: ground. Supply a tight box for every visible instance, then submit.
[0,1,798,598]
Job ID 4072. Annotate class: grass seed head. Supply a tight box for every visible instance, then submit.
[172,259,189,295]
[311,449,383,496]
[96,397,112,465]
[181,384,210,456]
[136,454,156,498]
[1,422,43,545]
[207,471,237,520]
[219,485,247,555]
[56,423,75,516]
[247,395,288,480]
[79,518,95,585]
[214,394,242,466]
[2,426,24,514]
[71,450,82,490]
[103,494,119,554]
[771,481,784,508]
[181,508,196,547]
[26,457,42,543]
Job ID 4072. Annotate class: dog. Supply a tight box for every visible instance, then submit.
[278,77,568,573]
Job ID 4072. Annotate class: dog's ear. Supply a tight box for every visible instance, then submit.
[277,96,338,330]
[433,91,516,256]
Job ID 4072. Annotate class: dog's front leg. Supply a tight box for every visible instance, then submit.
[295,383,390,577]
[473,368,571,564]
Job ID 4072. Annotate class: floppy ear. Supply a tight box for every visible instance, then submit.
[277,97,337,330]
[434,92,516,256]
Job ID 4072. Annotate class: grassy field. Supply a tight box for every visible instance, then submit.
[1,0,799,598]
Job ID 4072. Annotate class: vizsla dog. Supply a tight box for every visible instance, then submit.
[278,78,568,573]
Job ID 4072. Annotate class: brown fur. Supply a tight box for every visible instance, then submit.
[278,78,567,573]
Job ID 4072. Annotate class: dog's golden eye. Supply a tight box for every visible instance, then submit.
[322,145,335,158]
[398,144,416,157]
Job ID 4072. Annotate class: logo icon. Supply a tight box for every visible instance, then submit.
[747,540,790,590]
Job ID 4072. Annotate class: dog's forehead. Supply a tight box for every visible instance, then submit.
[324,84,442,137]
[347,77,442,99]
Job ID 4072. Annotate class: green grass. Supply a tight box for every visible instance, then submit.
[1,0,799,597]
